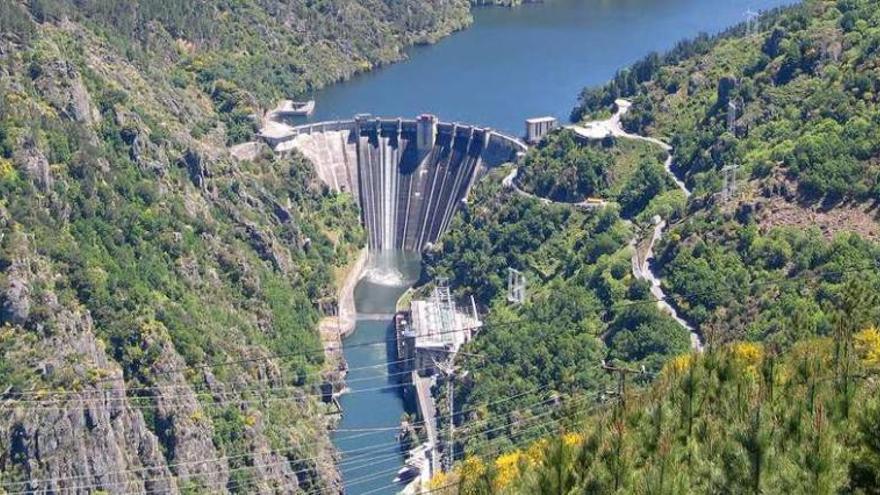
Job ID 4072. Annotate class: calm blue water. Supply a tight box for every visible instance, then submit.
[323,1,794,493]
[331,251,421,495]
[306,0,793,136]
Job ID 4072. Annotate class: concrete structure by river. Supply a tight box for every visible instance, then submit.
[273,115,526,252]
[285,1,794,492]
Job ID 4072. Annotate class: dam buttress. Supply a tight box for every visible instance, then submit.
[272,115,526,251]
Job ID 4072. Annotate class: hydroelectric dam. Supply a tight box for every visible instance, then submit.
[263,114,527,250]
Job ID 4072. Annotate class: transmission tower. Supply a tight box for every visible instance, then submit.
[745,9,759,37]
[727,101,737,134]
[722,164,740,202]
[507,268,526,305]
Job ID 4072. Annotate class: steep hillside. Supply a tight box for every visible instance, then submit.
[424,135,689,456]
[1,0,471,144]
[436,333,880,494]
[572,0,880,346]
[0,1,468,493]
[425,0,880,484]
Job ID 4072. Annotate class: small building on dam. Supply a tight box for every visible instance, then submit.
[260,114,527,251]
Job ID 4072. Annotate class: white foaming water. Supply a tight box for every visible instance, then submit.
[361,251,418,286]
[361,265,407,286]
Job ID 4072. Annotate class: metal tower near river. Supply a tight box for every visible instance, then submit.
[728,101,737,133]
[722,164,739,202]
[745,9,759,36]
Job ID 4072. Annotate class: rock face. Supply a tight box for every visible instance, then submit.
[141,335,230,492]
[32,60,99,126]
[0,258,178,494]
[181,149,208,190]
[0,0,462,491]
[1,262,30,326]
[0,24,347,495]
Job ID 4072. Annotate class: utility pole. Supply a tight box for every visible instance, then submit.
[602,361,646,492]
[601,361,647,409]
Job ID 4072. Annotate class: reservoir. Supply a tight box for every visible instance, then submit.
[323,0,793,493]
[307,0,793,135]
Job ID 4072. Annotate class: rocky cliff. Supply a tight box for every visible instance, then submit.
[0,1,470,492]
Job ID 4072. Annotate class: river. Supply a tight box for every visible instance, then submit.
[321,0,792,493]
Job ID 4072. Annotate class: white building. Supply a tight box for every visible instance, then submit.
[525,116,558,144]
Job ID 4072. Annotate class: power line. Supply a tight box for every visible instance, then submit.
[4,355,420,398]
[6,259,877,411]
[19,390,596,495]
[1,361,435,404]
[5,262,877,493]
[350,395,605,495]
[298,392,600,495]
[8,258,876,403]
[0,383,559,490]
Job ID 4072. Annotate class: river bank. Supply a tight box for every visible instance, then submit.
[320,247,368,392]
[312,2,792,491]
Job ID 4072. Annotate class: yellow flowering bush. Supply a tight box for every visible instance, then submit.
[0,158,18,183]
[562,431,584,447]
[854,327,880,367]
[493,450,524,491]
[731,342,764,377]
[663,353,694,375]
[429,470,453,492]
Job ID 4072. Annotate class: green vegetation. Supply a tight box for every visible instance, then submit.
[1,0,472,144]
[571,0,880,346]
[426,0,880,484]
[658,213,880,346]
[575,0,880,204]
[517,130,683,220]
[426,145,689,454]
[0,0,478,489]
[438,331,880,494]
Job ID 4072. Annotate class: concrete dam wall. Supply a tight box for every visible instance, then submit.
[282,115,526,251]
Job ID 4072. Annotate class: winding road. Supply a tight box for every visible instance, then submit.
[509,99,703,351]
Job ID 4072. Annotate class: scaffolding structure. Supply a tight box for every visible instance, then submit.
[507,268,526,305]
[430,277,458,341]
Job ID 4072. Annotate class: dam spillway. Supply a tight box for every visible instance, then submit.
[275,115,526,251]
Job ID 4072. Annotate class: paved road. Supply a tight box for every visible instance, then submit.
[502,166,613,209]
[525,99,703,350]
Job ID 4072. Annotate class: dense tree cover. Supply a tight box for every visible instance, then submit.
[1,0,471,144]
[425,170,691,457]
[438,331,880,494]
[426,0,880,480]
[656,208,880,347]
[517,131,614,202]
[517,130,685,221]
[568,0,880,348]
[575,0,880,204]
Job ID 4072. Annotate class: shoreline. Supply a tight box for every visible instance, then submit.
[320,246,369,377]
